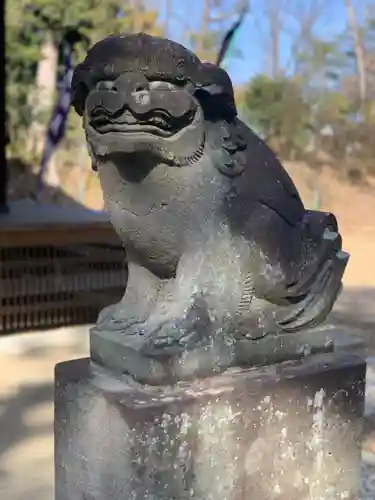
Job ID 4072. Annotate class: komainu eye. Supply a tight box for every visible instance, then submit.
[149,81,175,90]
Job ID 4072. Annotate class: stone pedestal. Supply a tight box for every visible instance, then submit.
[55,352,366,500]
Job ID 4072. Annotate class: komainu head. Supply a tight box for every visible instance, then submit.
[72,33,237,167]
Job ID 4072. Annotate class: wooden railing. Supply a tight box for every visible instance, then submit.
[0,202,127,334]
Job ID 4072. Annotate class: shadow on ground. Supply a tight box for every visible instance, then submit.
[0,330,88,500]
[0,381,55,500]
[0,383,52,461]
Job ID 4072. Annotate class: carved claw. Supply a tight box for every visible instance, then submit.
[140,300,214,358]
[95,303,148,334]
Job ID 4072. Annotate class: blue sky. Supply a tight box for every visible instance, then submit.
[157,0,372,85]
[227,0,348,83]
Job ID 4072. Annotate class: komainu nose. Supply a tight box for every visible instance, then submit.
[114,72,150,94]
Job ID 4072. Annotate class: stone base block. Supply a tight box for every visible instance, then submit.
[55,353,366,500]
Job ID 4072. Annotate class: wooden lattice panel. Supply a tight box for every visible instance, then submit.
[0,243,126,334]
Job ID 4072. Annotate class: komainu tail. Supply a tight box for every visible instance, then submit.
[276,210,349,332]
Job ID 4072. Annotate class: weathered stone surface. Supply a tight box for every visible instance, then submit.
[55,352,366,500]
[70,33,350,382]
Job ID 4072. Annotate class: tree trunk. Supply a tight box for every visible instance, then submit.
[344,0,367,116]
[195,0,211,61]
[27,32,58,160]
[165,0,173,37]
[270,5,280,78]
[27,32,60,192]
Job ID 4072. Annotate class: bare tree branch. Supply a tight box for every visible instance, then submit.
[283,0,328,75]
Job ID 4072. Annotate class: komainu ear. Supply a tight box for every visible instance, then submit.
[71,79,88,116]
[195,62,237,120]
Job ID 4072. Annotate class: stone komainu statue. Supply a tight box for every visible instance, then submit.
[71,33,348,384]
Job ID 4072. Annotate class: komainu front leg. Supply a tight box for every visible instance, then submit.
[90,263,176,384]
[140,292,214,355]
[93,262,162,334]
[136,290,234,383]
[90,251,236,384]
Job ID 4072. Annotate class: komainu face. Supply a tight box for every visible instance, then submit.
[71,32,237,168]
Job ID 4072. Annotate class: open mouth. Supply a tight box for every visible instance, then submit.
[90,107,196,138]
